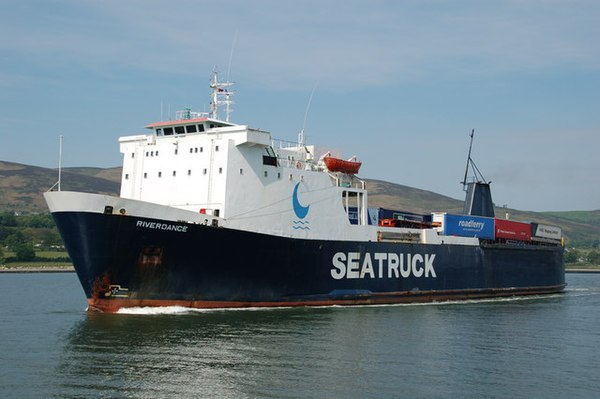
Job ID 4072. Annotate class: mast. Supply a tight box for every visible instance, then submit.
[460,129,494,217]
[58,135,63,191]
[461,129,488,190]
[48,135,63,192]
[209,68,234,122]
[462,129,475,191]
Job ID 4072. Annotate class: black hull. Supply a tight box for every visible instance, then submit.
[52,212,565,312]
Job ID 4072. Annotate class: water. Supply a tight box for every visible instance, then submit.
[1,273,599,398]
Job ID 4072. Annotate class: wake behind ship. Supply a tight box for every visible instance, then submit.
[45,71,565,312]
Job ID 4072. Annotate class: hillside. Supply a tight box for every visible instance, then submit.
[0,161,120,213]
[0,160,598,246]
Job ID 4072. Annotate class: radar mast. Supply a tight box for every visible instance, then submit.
[209,68,234,122]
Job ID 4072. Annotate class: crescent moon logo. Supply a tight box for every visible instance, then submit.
[292,182,310,219]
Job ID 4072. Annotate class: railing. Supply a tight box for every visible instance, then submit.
[175,109,208,120]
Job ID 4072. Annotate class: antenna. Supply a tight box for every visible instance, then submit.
[227,29,238,83]
[299,82,318,146]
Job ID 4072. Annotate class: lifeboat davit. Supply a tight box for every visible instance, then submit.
[323,156,362,174]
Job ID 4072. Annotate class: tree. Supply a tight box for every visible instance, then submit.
[0,246,5,265]
[564,249,580,263]
[40,230,62,247]
[4,231,28,250]
[0,212,17,227]
[587,250,600,266]
[14,243,36,261]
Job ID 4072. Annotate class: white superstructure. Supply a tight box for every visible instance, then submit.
[118,71,373,241]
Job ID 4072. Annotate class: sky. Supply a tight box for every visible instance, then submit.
[1,0,599,212]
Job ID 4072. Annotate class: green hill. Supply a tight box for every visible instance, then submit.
[0,161,120,213]
[0,160,598,247]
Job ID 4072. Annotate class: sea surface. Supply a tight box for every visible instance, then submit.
[1,273,599,399]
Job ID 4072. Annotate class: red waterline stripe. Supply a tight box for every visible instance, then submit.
[87,285,565,313]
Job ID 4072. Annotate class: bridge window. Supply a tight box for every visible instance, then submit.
[164,127,173,135]
[186,125,197,133]
[156,128,162,136]
[175,126,185,134]
[198,124,205,132]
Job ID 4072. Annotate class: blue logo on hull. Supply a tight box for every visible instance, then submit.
[292,182,310,219]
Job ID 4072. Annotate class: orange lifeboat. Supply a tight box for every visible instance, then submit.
[323,156,362,174]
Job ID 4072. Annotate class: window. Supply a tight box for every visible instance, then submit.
[194,148,198,153]
[175,126,185,134]
[200,147,203,152]
[125,174,129,180]
[146,152,149,157]
[239,168,243,175]
[175,149,178,155]
[203,168,207,175]
[164,127,174,135]
[188,170,191,176]
[215,145,219,151]
[156,128,162,136]
[156,151,159,156]
[173,171,176,177]
[277,172,281,179]
[158,172,162,178]
[264,171,268,177]
[186,125,197,133]
[198,124,205,132]
[131,153,135,158]
[219,167,223,174]
[190,148,193,153]
[151,151,154,156]
[144,172,147,178]
[262,155,277,166]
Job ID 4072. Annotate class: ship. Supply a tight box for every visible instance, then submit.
[44,71,565,312]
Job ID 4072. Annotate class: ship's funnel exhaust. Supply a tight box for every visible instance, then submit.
[463,182,495,217]
[461,129,494,217]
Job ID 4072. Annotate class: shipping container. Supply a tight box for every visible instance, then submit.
[434,213,495,239]
[379,208,432,223]
[495,219,531,241]
[531,223,562,240]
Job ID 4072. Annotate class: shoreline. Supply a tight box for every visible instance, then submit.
[565,268,600,273]
[0,266,75,273]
